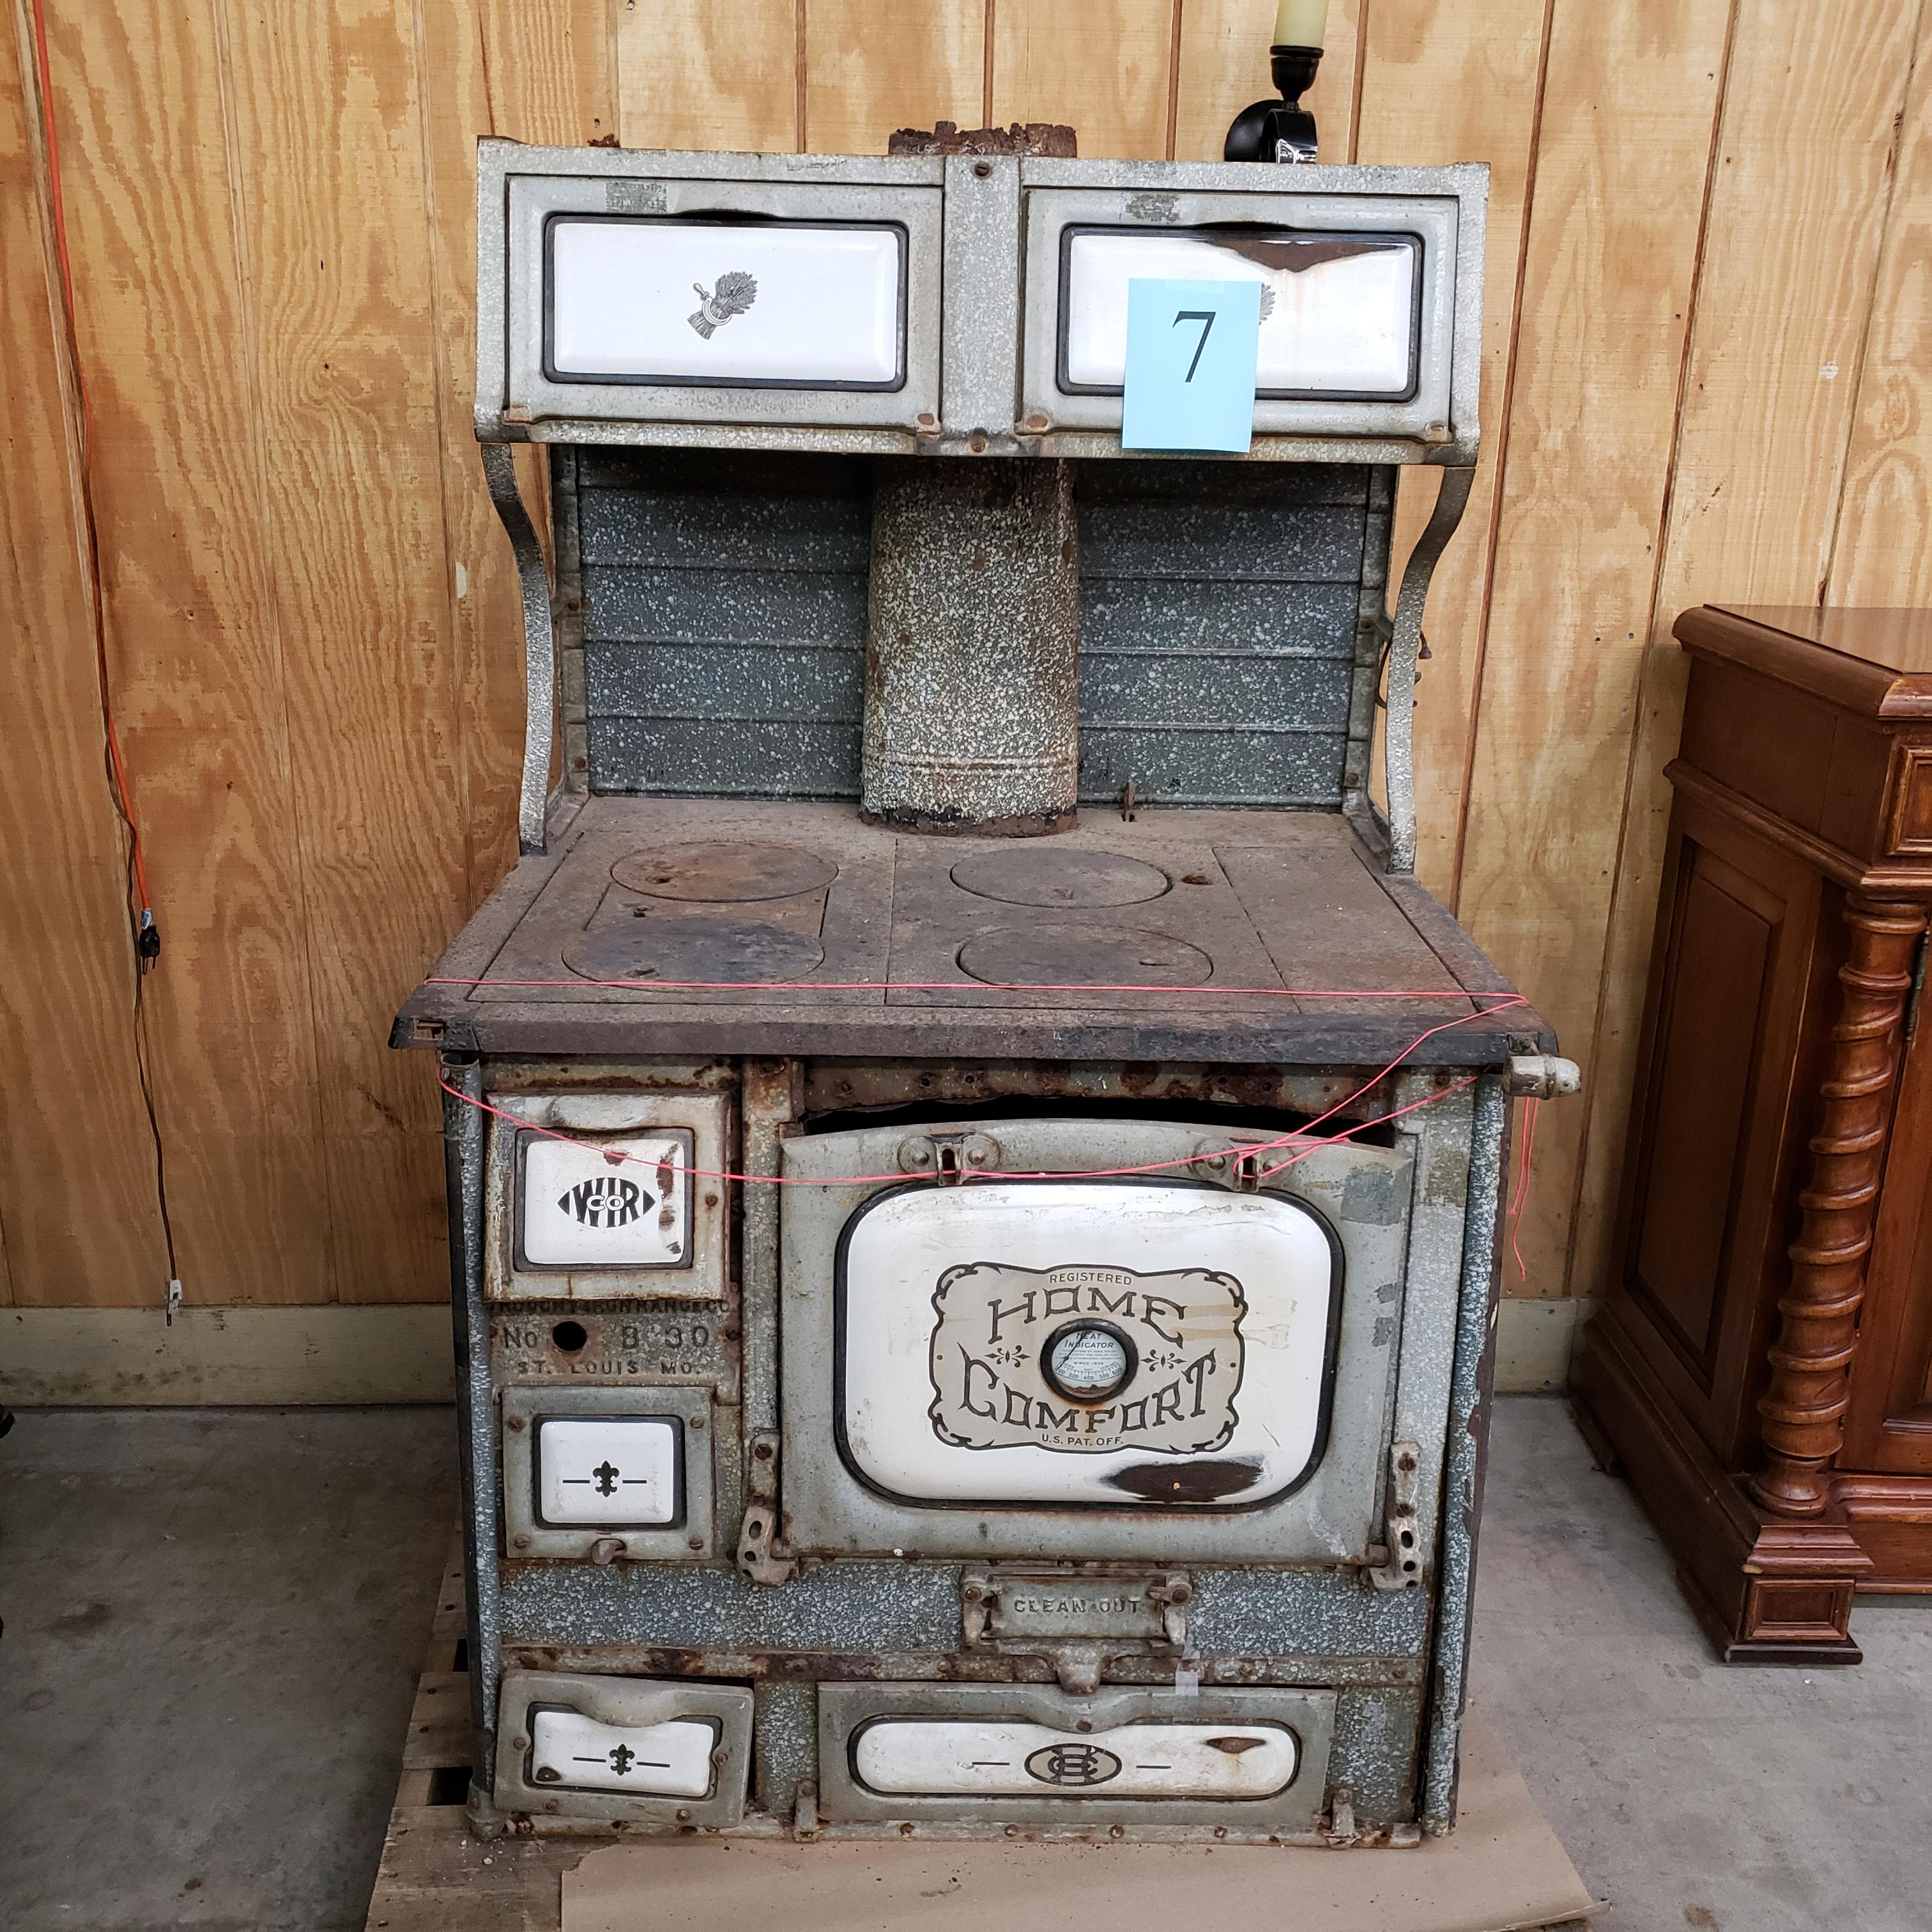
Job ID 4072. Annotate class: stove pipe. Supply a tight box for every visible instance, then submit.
[862,459,1079,836]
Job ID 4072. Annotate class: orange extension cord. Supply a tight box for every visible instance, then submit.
[29,0,177,1294]
[27,0,157,955]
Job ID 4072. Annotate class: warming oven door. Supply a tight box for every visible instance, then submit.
[1018,179,1466,446]
[779,1118,1413,1563]
[499,170,942,432]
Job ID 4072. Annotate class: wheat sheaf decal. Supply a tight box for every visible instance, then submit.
[688,270,758,339]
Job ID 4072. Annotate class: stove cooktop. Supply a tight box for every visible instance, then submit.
[394,797,1547,1066]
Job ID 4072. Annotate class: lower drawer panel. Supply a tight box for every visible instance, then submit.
[818,1682,1335,1834]
[495,1671,753,1828]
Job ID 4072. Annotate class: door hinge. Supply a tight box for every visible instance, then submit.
[736,1429,799,1586]
[1368,1439,1425,1592]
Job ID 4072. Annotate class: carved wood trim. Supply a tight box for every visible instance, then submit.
[1751,894,1929,1515]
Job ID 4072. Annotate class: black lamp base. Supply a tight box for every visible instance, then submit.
[1223,45,1322,165]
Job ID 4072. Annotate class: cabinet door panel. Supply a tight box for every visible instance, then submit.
[1612,795,1825,1464]
[1630,862,1773,1366]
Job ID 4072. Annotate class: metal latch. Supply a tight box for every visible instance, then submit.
[736,1429,798,1586]
[898,1130,999,1184]
[1193,1138,1269,1192]
[1148,1573,1193,1649]
[1368,1440,1425,1591]
[1326,1783,1360,1847]
[962,1568,1192,1693]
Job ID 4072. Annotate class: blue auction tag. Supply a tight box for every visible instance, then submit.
[1121,278,1262,453]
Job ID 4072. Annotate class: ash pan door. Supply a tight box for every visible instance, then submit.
[818,1683,1335,1835]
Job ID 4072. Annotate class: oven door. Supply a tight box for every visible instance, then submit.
[779,1118,1412,1563]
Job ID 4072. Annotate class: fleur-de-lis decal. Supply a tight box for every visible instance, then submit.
[688,269,758,339]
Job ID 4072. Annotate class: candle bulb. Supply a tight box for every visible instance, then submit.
[1273,0,1328,47]
[1227,0,1326,160]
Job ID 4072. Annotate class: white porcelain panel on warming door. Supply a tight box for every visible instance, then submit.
[853,1719,1298,1799]
[1061,230,1418,397]
[548,218,905,388]
[839,1181,1337,1508]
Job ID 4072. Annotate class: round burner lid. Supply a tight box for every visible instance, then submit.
[956,924,1212,988]
[565,917,825,985]
[611,841,838,903]
[950,848,1169,908]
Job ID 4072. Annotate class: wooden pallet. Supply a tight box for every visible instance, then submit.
[364,1544,1596,1932]
[363,1540,578,1932]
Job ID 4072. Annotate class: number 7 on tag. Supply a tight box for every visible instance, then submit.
[1121,279,1262,454]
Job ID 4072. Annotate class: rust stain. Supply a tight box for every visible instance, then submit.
[1104,1457,1264,1502]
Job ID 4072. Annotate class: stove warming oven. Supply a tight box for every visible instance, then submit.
[395,136,1574,1847]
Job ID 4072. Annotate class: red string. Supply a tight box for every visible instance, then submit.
[429,975,1524,1002]
[1507,1096,1540,1282]
[435,998,1519,1190]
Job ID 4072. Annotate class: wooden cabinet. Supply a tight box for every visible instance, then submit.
[1577,605,1932,1662]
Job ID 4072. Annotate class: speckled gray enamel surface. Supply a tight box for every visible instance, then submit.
[1420,1072,1509,1832]
[1331,1685,1425,1821]
[585,642,862,723]
[1187,1569,1429,1655]
[571,448,1384,814]
[1081,577,1359,656]
[754,1679,818,1816]
[1073,464,1367,809]
[500,1560,966,1652]
[863,458,1081,828]
[498,1561,1429,1660]
[576,449,871,801]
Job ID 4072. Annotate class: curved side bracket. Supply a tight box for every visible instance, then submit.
[481,443,556,855]
[1383,464,1476,875]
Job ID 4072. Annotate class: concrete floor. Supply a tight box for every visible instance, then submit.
[0,1400,1926,1932]
[0,1409,457,1932]
[1469,1402,1932,1931]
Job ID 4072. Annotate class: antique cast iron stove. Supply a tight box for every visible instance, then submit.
[395,139,1572,1845]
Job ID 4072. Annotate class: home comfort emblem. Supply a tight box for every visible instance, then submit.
[687,270,758,339]
[556,1174,648,1229]
[928,1262,1245,1455]
[1025,1742,1121,1787]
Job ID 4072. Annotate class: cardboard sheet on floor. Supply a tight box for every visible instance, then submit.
[562,1715,1601,1932]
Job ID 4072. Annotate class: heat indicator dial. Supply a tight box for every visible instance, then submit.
[1041,1319,1138,1406]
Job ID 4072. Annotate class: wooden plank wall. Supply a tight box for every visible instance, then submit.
[3,0,1928,1316]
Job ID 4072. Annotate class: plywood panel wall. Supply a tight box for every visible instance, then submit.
[1,0,1927,1314]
